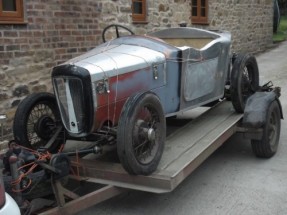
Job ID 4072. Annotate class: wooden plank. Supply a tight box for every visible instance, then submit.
[72,159,172,193]
[70,101,243,193]
[167,113,241,190]
[165,111,242,174]
[159,101,237,170]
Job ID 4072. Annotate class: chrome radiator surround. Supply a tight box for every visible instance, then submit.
[52,65,94,137]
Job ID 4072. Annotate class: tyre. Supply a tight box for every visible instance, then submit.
[251,100,281,158]
[117,92,166,175]
[13,92,66,153]
[230,53,259,113]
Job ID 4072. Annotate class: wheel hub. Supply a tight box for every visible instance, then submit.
[34,115,55,140]
[147,128,155,142]
[135,120,156,142]
[133,118,158,164]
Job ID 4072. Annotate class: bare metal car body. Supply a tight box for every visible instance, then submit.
[52,27,231,137]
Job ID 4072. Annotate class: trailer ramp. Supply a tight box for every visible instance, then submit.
[72,101,243,193]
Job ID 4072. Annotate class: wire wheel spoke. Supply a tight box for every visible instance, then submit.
[13,93,65,153]
[134,140,149,160]
[26,103,57,148]
[132,105,159,164]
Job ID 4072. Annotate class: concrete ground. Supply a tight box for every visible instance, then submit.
[76,41,287,215]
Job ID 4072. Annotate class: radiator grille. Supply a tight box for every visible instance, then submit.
[53,77,85,134]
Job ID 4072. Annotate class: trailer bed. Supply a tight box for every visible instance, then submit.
[71,101,242,193]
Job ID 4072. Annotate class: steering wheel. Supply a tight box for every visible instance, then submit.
[102,24,135,43]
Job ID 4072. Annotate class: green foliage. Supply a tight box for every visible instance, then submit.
[273,15,287,42]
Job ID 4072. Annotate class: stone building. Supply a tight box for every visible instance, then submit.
[0,0,273,135]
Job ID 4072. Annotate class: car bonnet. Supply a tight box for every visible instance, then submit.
[64,44,166,82]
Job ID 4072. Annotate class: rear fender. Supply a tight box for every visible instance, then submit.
[242,91,283,128]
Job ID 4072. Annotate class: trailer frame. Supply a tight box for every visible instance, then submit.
[39,100,250,215]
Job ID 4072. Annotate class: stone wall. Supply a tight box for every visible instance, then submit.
[97,0,273,53]
[0,0,103,135]
[206,0,273,53]
[97,0,191,34]
[0,0,273,136]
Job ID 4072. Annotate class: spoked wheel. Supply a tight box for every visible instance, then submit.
[13,92,66,153]
[230,53,259,113]
[251,100,281,158]
[117,92,166,175]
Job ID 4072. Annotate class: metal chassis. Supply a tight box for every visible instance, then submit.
[39,101,264,215]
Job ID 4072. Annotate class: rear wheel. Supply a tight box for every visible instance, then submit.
[13,92,66,153]
[251,100,281,158]
[230,53,259,113]
[117,92,166,175]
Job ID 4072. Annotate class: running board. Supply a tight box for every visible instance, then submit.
[71,101,243,193]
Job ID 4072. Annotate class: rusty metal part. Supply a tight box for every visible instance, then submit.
[63,145,102,157]
[43,125,64,150]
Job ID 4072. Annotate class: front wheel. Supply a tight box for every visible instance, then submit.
[13,92,66,153]
[251,100,281,158]
[230,53,259,113]
[117,92,166,175]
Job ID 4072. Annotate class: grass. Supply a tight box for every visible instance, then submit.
[273,15,287,42]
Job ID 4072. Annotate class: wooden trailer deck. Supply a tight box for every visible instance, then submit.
[71,101,242,193]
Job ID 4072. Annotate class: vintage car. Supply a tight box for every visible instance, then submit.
[13,25,259,175]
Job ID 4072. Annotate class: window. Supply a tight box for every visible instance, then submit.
[0,0,24,24]
[191,0,208,24]
[131,0,147,23]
